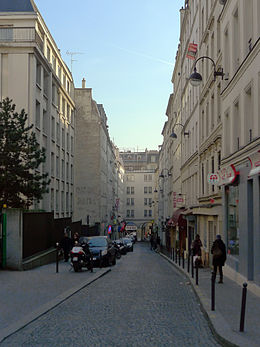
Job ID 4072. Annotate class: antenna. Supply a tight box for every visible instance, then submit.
[66,51,84,72]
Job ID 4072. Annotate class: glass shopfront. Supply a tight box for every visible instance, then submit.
[226,185,239,255]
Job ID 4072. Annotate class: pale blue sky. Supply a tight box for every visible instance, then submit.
[35,0,184,150]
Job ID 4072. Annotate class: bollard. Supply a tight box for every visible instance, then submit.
[195,261,199,285]
[90,253,93,273]
[178,249,181,266]
[182,251,185,269]
[172,248,175,262]
[171,248,173,260]
[99,250,102,268]
[56,242,59,273]
[239,283,248,332]
[175,248,177,263]
[187,252,190,273]
[211,271,215,310]
[191,255,194,278]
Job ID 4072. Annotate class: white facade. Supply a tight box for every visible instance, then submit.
[0,1,75,218]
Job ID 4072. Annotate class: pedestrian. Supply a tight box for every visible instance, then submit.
[72,232,80,245]
[192,234,202,267]
[211,234,226,283]
[150,233,154,250]
[60,231,73,262]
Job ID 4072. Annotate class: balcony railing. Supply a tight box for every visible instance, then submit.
[0,27,43,51]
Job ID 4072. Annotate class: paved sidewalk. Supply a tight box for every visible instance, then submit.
[160,252,260,347]
[0,262,110,343]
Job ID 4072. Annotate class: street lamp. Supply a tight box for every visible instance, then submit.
[170,123,189,139]
[159,168,172,178]
[189,56,225,87]
[219,0,226,5]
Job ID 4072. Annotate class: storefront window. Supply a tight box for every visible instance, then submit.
[227,185,239,255]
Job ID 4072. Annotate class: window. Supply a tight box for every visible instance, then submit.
[149,210,152,217]
[56,156,60,177]
[58,66,61,79]
[71,136,74,153]
[52,84,56,105]
[71,164,73,184]
[56,190,59,211]
[61,159,65,180]
[211,156,215,192]
[66,192,69,212]
[36,62,41,86]
[144,210,147,217]
[127,198,130,206]
[66,162,69,180]
[62,128,65,148]
[149,187,152,194]
[127,210,130,217]
[131,210,134,217]
[144,198,147,205]
[144,187,148,194]
[61,191,64,212]
[52,55,56,72]
[43,109,47,134]
[66,133,69,151]
[36,100,40,128]
[51,189,54,211]
[43,70,48,96]
[127,187,130,194]
[131,187,134,194]
[51,117,55,138]
[201,163,205,195]
[47,46,50,62]
[51,152,54,176]
[56,123,60,144]
[62,97,66,116]
[131,198,134,205]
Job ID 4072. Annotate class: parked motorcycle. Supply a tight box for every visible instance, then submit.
[70,243,92,272]
[113,241,122,259]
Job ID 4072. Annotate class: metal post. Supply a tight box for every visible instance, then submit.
[99,250,102,268]
[211,271,215,310]
[178,249,180,266]
[182,250,185,269]
[175,248,177,263]
[239,283,248,332]
[2,212,7,268]
[172,248,175,262]
[195,262,199,285]
[56,243,59,273]
[90,252,93,273]
[187,252,190,273]
[191,255,194,278]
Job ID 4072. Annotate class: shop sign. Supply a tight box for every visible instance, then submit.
[218,164,239,185]
[248,150,260,178]
[207,173,220,185]
[125,225,137,231]
[173,192,177,208]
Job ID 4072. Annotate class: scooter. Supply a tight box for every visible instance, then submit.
[70,243,92,272]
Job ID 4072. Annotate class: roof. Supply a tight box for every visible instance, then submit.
[0,0,35,12]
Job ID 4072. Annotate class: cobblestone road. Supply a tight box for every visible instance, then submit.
[1,243,221,347]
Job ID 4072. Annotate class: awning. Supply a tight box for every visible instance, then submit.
[248,150,260,178]
[167,208,186,227]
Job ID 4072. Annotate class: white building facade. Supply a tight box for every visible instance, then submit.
[0,0,75,218]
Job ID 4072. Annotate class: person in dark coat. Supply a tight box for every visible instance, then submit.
[211,234,226,283]
[72,232,80,246]
[60,232,73,262]
[192,234,202,267]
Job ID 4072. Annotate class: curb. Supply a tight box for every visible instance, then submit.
[159,252,240,347]
[0,268,111,344]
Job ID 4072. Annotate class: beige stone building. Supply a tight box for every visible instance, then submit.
[0,0,75,218]
[74,81,124,235]
[159,0,260,291]
[120,150,159,240]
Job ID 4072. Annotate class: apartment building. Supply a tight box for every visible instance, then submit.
[120,150,159,239]
[160,0,260,290]
[0,0,75,218]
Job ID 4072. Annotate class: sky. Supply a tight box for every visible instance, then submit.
[35,0,184,151]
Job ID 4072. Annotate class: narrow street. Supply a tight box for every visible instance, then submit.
[1,243,221,347]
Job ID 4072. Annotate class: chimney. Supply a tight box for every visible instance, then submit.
[82,78,86,88]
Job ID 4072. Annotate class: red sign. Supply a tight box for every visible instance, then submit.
[218,164,239,185]
[173,192,177,208]
[248,150,260,177]
[208,173,220,184]
[186,43,198,60]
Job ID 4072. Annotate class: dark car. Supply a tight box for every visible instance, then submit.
[79,236,116,267]
[122,237,134,252]
[113,239,127,255]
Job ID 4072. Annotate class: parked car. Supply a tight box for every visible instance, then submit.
[122,237,134,252]
[79,236,116,267]
[113,239,127,255]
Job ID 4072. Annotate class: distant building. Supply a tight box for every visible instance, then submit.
[74,80,122,234]
[120,150,159,239]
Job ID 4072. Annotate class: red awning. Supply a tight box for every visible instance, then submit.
[167,208,186,227]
